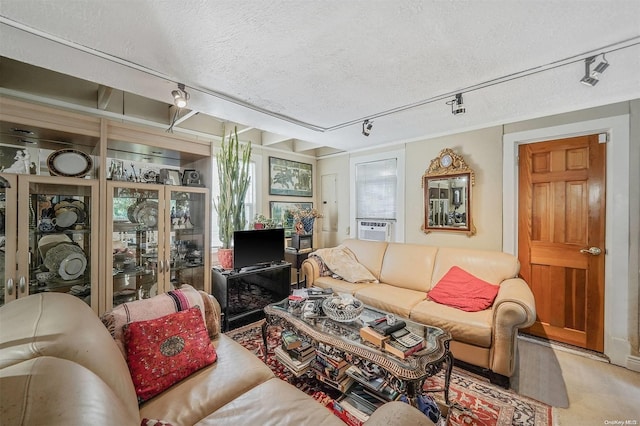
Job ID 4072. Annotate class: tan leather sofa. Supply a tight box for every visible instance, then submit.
[0,291,434,425]
[301,239,537,386]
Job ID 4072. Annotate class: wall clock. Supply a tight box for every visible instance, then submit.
[440,153,453,168]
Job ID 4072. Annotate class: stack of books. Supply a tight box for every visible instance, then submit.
[311,349,354,392]
[274,346,313,377]
[274,330,315,377]
[333,396,371,426]
[288,340,315,363]
[359,326,390,347]
[281,330,302,350]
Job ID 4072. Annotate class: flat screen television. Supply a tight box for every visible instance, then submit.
[233,228,285,270]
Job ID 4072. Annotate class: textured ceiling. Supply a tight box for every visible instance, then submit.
[1,1,639,153]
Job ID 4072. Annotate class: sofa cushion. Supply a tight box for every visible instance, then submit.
[102,284,210,357]
[410,300,493,347]
[194,377,344,426]
[0,356,138,426]
[427,266,500,312]
[431,248,519,290]
[124,307,217,402]
[0,293,140,421]
[311,245,378,283]
[139,335,274,424]
[379,243,438,292]
[313,276,376,295]
[342,238,389,280]
[354,284,427,318]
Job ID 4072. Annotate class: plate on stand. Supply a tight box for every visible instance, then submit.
[47,149,93,178]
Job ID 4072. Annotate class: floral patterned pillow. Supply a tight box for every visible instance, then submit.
[124,307,217,402]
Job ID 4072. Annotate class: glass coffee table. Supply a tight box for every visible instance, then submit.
[263,298,453,407]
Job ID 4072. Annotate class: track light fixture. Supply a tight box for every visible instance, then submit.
[167,83,191,133]
[446,93,466,115]
[362,119,373,136]
[171,83,190,108]
[580,54,609,86]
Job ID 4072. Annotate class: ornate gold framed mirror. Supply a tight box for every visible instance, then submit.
[422,148,476,236]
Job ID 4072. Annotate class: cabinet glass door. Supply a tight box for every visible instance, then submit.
[17,176,97,309]
[108,183,164,307]
[166,188,209,291]
[0,174,17,307]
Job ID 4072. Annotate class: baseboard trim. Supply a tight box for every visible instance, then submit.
[626,355,640,372]
[518,334,610,363]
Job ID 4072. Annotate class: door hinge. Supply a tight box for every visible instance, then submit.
[598,133,608,144]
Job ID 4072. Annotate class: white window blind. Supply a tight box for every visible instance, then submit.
[211,159,256,248]
[355,158,397,220]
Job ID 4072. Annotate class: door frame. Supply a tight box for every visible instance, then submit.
[502,114,633,369]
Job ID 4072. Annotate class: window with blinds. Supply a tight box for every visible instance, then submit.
[355,158,397,220]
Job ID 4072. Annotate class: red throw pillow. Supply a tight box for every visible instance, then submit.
[124,307,217,402]
[428,266,500,312]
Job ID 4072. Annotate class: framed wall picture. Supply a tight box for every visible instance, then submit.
[270,201,312,237]
[269,157,312,197]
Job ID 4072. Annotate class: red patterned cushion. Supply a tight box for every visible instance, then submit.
[124,307,217,402]
[101,284,213,358]
[428,266,500,312]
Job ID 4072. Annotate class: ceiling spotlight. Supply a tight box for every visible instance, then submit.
[171,83,190,108]
[362,119,373,136]
[446,93,466,115]
[580,54,609,87]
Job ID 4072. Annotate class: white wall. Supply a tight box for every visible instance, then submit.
[405,126,504,249]
[317,100,639,369]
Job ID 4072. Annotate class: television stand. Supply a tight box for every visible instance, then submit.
[212,262,291,331]
[238,263,271,273]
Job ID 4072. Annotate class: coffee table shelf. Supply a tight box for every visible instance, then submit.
[263,298,453,408]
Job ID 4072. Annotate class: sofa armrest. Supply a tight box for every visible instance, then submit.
[364,402,435,426]
[198,291,222,339]
[490,278,537,377]
[301,257,321,287]
[493,278,536,327]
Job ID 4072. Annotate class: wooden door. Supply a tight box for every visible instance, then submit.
[518,134,606,351]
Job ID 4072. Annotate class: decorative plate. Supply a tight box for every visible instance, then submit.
[127,203,139,223]
[47,149,93,178]
[135,200,158,227]
[54,204,85,226]
[44,242,87,280]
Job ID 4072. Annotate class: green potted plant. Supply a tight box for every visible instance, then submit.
[214,126,252,269]
[251,214,276,229]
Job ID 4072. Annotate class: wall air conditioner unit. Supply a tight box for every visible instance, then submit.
[358,220,391,242]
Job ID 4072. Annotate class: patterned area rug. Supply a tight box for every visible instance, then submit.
[226,320,553,426]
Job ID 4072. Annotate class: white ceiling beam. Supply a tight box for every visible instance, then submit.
[292,139,319,152]
[97,85,113,110]
[261,131,290,146]
[235,126,254,135]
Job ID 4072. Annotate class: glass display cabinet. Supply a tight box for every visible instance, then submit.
[106,182,209,308]
[1,97,212,314]
[0,174,17,307]
[1,173,98,309]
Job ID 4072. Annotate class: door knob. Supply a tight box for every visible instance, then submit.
[579,246,602,255]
